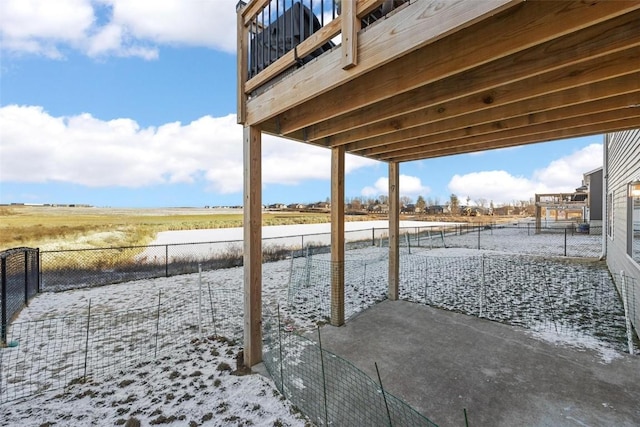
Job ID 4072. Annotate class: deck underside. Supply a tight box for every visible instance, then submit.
[243,0,640,162]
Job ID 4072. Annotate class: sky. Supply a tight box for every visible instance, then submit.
[0,0,605,208]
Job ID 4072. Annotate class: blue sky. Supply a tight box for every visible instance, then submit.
[0,0,604,208]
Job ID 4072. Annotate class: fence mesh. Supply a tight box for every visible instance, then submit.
[612,273,639,355]
[401,224,603,258]
[1,248,39,342]
[0,284,242,403]
[288,250,389,322]
[288,250,636,353]
[262,309,438,426]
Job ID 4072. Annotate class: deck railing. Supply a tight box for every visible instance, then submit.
[236,0,405,121]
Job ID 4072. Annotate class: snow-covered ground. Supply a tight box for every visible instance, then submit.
[2,243,635,425]
[140,220,461,260]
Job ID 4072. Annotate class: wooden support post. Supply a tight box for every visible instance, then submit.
[535,194,541,234]
[331,146,345,326]
[341,0,360,70]
[388,162,400,300]
[236,1,248,124]
[243,125,262,366]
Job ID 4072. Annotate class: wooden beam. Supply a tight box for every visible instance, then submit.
[243,125,262,367]
[242,0,272,26]
[246,0,519,126]
[237,1,248,124]
[349,45,640,155]
[341,0,360,69]
[269,0,639,133]
[318,10,640,145]
[356,0,386,19]
[388,161,399,301]
[347,76,640,154]
[331,146,345,326]
[374,100,640,160]
[384,116,640,162]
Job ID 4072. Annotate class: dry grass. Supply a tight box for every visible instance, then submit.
[0,206,342,252]
[1,205,510,252]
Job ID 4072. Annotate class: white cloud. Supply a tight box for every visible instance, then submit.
[448,144,603,204]
[0,0,237,59]
[361,175,431,198]
[0,105,376,193]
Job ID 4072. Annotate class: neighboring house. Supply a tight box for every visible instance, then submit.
[580,167,603,233]
[267,203,286,210]
[605,129,640,341]
[367,204,388,214]
[401,204,416,214]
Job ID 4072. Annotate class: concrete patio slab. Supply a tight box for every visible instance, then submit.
[317,300,640,427]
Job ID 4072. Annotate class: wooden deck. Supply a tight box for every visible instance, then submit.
[236,0,640,366]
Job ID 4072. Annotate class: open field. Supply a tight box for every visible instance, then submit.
[1,205,511,253]
[0,206,342,252]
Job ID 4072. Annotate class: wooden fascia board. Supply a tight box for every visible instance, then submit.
[357,91,640,157]
[365,96,640,158]
[245,0,521,126]
[319,10,640,145]
[348,73,640,153]
[381,114,640,162]
[271,0,640,134]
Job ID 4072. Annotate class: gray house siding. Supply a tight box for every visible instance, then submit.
[605,129,640,339]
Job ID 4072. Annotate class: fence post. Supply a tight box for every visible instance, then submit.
[198,264,203,338]
[564,228,567,257]
[83,299,92,379]
[154,290,162,358]
[479,255,485,318]
[24,249,29,305]
[317,326,330,426]
[372,227,375,246]
[36,248,41,293]
[165,245,169,277]
[1,256,7,343]
[277,306,285,393]
[375,362,393,427]
[477,226,481,250]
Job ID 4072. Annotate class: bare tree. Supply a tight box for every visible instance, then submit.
[450,194,460,215]
[400,195,413,206]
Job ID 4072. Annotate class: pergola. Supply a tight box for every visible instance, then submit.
[236,0,640,366]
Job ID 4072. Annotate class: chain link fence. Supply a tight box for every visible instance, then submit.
[262,308,438,426]
[1,248,39,343]
[0,281,242,403]
[38,222,602,293]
